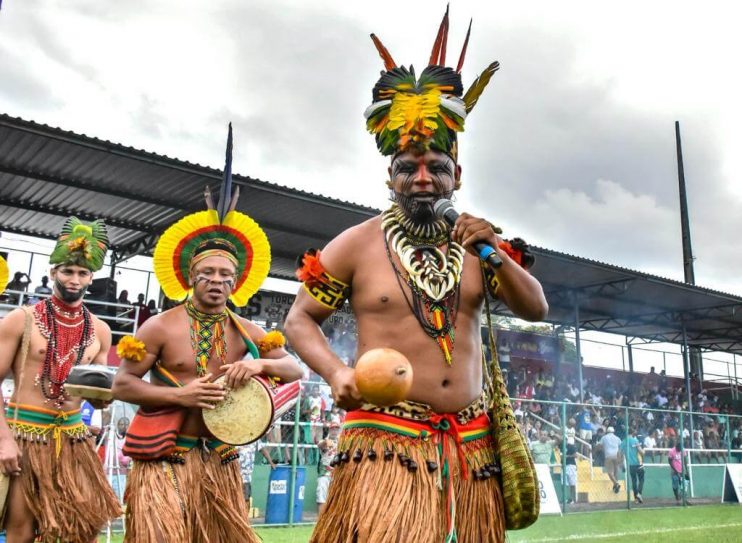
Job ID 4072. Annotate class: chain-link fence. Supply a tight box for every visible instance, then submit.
[516,398,742,513]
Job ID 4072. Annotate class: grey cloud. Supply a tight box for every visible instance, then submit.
[213,2,372,172]
[451,24,742,293]
[0,42,62,110]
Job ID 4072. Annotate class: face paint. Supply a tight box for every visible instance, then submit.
[193,274,235,292]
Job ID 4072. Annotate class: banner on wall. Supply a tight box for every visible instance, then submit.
[496,329,559,364]
[534,463,562,515]
[241,289,357,332]
[722,464,742,504]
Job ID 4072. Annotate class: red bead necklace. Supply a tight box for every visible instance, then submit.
[33,296,95,407]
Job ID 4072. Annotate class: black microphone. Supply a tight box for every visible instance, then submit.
[433,199,503,269]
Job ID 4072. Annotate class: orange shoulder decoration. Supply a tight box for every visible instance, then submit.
[296,249,326,286]
[257,330,286,356]
[296,249,351,311]
[117,335,147,362]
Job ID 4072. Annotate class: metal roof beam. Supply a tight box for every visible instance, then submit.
[0,197,148,233]
[0,163,198,211]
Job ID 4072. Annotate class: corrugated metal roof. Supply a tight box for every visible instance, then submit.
[0,113,377,280]
[2,112,741,354]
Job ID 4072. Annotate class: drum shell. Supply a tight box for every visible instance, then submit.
[203,376,300,446]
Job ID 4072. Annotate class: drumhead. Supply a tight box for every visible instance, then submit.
[202,376,274,445]
[64,384,114,401]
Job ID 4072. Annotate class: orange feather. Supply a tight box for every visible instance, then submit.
[429,4,450,66]
[370,33,397,71]
[456,19,472,73]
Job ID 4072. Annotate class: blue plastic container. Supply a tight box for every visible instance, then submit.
[265,465,306,524]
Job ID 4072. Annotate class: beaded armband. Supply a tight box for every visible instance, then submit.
[482,262,499,298]
[482,238,535,299]
[296,249,351,311]
[257,330,286,356]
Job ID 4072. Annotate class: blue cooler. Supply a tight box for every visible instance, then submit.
[265,465,306,524]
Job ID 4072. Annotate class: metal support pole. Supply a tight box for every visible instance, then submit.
[621,347,626,372]
[287,386,303,526]
[681,324,693,419]
[726,415,732,464]
[109,252,117,280]
[28,252,34,279]
[574,295,583,403]
[625,407,631,510]
[561,402,568,512]
[679,411,687,506]
[145,272,152,305]
[627,344,635,387]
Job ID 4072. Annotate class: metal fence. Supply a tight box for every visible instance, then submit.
[0,289,139,337]
[516,398,742,512]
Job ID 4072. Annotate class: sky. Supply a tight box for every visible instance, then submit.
[1,0,741,377]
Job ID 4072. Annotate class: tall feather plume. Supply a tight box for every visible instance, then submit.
[463,61,500,113]
[429,4,450,66]
[216,123,233,223]
[456,19,472,73]
[370,34,397,71]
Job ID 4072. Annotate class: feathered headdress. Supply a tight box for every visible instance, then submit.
[364,6,499,158]
[49,217,109,271]
[0,255,8,296]
[153,124,271,307]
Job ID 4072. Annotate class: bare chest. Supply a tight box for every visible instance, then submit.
[350,230,485,317]
[157,321,248,379]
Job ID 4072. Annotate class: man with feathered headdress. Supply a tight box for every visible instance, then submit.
[286,8,548,542]
[0,218,122,542]
[112,126,303,543]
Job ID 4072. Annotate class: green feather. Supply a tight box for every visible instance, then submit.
[463,61,500,113]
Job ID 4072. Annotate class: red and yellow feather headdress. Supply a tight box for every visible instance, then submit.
[0,255,8,296]
[153,125,271,307]
[364,6,500,158]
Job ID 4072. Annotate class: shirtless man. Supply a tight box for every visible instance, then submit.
[0,218,121,543]
[113,221,303,541]
[285,12,547,542]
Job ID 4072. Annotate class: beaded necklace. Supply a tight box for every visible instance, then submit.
[33,296,95,408]
[382,204,464,365]
[185,299,229,376]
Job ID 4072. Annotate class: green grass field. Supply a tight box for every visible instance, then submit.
[98,504,742,542]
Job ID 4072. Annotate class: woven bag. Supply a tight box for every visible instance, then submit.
[482,271,540,530]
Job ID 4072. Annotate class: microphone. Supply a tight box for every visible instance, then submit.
[433,199,503,269]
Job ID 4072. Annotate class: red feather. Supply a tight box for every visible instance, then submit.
[456,19,472,73]
[370,34,397,71]
[429,4,450,66]
[439,6,449,65]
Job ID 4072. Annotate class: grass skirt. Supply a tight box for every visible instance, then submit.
[14,435,122,542]
[124,445,260,543]
[311,409,506,543]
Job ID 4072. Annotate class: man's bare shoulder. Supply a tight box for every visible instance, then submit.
[140,305,184,332]
[0,307,28,334]
[89,311,112,334]
[320,215,382,278]
[234,314,266,340]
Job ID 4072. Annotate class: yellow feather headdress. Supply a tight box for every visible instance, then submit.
[152,125,271,307]
[364,6,499,159]
[0,255,8,296]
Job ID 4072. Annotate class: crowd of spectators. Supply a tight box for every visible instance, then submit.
[509,364,742,465]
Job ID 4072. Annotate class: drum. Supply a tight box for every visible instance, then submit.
[203,375,301,446]
[0,472,8,515]
[64,365,117,401]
